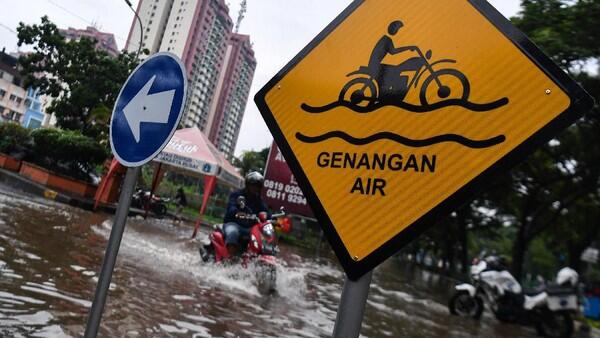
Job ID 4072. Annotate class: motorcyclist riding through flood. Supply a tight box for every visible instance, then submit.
[222,171,270,257]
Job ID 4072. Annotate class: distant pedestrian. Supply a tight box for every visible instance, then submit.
[174,187,187,224]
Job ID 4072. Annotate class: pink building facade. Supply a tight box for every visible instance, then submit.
[207,33,256,157]
[60,26,119,56]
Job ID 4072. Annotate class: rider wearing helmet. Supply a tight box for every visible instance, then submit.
[367,20,422,103]
[223,171,270,256]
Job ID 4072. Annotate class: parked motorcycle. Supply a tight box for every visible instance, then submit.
[449,256,579,338]
[131,189,169,217]
[198,201,291,294]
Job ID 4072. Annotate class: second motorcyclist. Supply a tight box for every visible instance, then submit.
[223,171,270,257]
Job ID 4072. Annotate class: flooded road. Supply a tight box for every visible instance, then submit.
[0,186,544,337]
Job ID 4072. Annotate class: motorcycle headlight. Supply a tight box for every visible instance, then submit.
[251,235,259,249]
[262,224,275,238]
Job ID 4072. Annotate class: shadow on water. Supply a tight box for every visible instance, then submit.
[0,186,541,337]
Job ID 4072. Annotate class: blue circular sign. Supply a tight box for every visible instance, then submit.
[110,52,187,167]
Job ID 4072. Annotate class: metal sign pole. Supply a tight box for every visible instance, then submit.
[84,166,140,338]
[332,270,373,338]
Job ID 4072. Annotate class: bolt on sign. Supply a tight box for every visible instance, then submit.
[255,0,594,279]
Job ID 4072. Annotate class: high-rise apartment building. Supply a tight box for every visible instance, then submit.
[125,0,243,144]
[206,33,256,157]
[60,26,120,56]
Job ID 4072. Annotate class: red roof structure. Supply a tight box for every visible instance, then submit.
[94,127,242,237]
[154,127,243,188]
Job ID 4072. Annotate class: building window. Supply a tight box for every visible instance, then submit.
[0,89,5,98]
[26,118,42,129]
[8,110,19,120]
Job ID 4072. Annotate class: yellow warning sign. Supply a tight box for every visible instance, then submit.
[255,0,593,278]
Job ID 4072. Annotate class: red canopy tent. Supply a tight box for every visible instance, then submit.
[94,127,243,237]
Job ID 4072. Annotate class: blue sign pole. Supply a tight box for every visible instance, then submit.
[84,52,186,337]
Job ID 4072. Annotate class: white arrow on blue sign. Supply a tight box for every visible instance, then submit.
[110,52,187,167]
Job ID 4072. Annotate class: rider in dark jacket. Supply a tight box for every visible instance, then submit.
[223,172,270,256]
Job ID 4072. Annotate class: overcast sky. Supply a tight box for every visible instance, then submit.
[0,0,521,156]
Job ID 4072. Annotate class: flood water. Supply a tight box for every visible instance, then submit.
[0,185,549,337]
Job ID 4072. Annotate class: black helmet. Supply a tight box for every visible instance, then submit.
[485,255,507,271]
[388,20,404,35]
[245,171,264,187]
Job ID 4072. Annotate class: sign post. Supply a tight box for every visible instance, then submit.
[84,166,139,337]
[84,52,187,338]
[254,0,594,336]
[332,271,373,338]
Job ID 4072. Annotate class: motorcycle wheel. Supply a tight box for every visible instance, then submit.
[256,264,277,295]
[449,291,483,319]
[535,310,573,338]
[199,244,214,263]
[339,77,378,110]
[153,204,167,217]
[419,69,471,106]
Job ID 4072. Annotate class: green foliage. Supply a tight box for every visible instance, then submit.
[496,0,600,279]
[513,0,600,70]
[28,128,108,181]
[233,146,270,176]
[402,1,600,280]
[16,16,139,143]
[0,123,32,158]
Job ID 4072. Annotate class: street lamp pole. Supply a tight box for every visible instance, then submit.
[124,0,144,60]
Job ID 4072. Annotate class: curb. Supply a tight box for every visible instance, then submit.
[0,167,95,210]
[0,167,214,226]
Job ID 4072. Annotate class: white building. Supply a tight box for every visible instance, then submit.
[125,0,234,133]
[0,52,26,124]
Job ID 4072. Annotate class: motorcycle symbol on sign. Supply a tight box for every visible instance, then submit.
[298,20,508,149]
[301,20,509,114]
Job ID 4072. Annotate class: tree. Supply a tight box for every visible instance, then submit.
[410,1,600,280]
[233,147,270,176]
[496,0,600,280]
[16,16,140,144]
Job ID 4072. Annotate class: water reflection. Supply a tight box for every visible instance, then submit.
[0,187,541,337]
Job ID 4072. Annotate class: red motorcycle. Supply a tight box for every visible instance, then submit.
[199,203,291,294]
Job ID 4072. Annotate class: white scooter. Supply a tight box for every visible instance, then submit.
[449,256,579,338]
